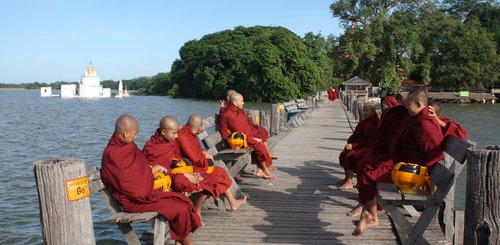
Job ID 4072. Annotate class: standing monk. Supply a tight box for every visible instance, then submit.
[177,114,247,211]
[428,101,467,139]
[338,103,378,189]
[143,116,218,221]
[101,115,201,245]
[353,89,444,236]
[219,93,276,179]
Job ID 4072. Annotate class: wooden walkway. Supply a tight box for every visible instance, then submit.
[190,101,443,245]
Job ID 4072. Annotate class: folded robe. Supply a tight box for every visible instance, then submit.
[142,129,217,196]
[219,103,272,167]
[177,124,232,198]
[101,133,202,240]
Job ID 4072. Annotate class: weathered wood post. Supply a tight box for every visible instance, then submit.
[464,146,500,245]
[246,110,260,125]
[279,104,286,130]
[260,110,270,133]
[34,158,95,245]
[271,103,280,135]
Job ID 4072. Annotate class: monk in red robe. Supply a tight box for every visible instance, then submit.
[177,114,247,211]
[429,101,467,139]
[338,103,378,190]
[219,89,237,116]
[219,93,276,179]
[327,87,335,103]
[101,115,201,245]
[143,115,218,221]
[353,89,444,236]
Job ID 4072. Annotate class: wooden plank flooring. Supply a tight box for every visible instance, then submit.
[189,101,446,245]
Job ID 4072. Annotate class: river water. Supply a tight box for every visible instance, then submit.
[0,90,498,244]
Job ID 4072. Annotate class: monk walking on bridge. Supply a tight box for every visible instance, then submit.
[177,114,247,211]
[219,93,277,179]
[101,115,201,245]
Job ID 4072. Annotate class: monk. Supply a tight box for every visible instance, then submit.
[338,103,378,190]
[219,89,237,115]
[327,87,335,103]
[219,93,276,179]
[429,101,467,139]
[345,95,408,217]
[352,89,444,236]
[177,114,247,211]
[101,115,201,245]
[143,115,218,221]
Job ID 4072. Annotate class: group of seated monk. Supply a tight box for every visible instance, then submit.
[337,89,467,236]
[101,89,280,244]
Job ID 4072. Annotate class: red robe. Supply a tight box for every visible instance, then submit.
[339,115,378,172]
[357,107,444,203]
[177,124,232,198]
[101,133,201,240]
[219,103,272,167]
[327,88,335,101]
[142,130,218,197]
[439,116,467,140]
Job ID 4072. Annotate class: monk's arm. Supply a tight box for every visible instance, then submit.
[415,122,444,168]
[177,137,198,163]
[443,120,467,140]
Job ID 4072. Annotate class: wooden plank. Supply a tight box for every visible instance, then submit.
[442,135,472,164]
[405,205,440,245]
[377,183,403,200]
[228,152,251,177]
[105,212,128,223]
[203,116,216,130]
[454,210,465,245]
[197,130,209,142]
[217,148,252,155]
[429,163,454,192]
[403,205,421,218]
[153,216,167,245]
[130,212,158,222]
[203,131,223,149]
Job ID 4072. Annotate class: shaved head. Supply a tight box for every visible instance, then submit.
[363,103,377,119]
[407,89,428,106]
[364,103,376,113]
[188,114,203,129]
[229,92,242,102]
[159,115,179,130]
[115,114,139,133]
[226,89,237,99]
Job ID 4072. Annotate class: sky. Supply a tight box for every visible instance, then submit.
[0,0,342,84]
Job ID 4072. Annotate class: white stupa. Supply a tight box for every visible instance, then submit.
[76,62,111,98]
[116,79,123,98]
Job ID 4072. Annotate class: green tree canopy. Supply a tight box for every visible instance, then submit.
[168,26,333,102]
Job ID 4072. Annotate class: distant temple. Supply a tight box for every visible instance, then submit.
[42,62,111,98]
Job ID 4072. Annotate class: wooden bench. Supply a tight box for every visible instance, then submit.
[377,136,474,245]
[87,166,168,245]
[284,100,307,127]
[195,114,251,209]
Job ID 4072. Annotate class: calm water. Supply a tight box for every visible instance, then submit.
[0,90,498,244]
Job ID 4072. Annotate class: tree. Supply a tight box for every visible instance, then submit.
[168,26,332,102]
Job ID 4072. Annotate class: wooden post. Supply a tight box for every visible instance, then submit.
[279,104,286,130]
[260,110,270,133]
[271,103,280,135]
[34,158,96,245]
[464,146,500,245]
[454,210,465,245]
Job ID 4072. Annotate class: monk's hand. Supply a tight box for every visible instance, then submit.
[194,172,204,182]
[203,151,214,161]
[345,144,353,150]
[429,106,438,119]
[151,165,167,174]
[219,100,225,108]
[253,138,262,143]
[184,173,199,185]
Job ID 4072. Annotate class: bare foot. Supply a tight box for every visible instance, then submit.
[196,209,204,226]
[346,204,363,217]
[352,210,378,236]
[335,179,347,186]
[268,165,277,171]
[338,182,354,190]
[263,168,276,180]
[255,168,270,179]
[230,196,248,211]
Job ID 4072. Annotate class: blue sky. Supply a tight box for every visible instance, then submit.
[0,0,342,83]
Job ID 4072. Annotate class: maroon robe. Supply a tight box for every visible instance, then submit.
[101,133,201,240]
[177,124,232,198]
[327,88,335,101]
[339,115,378,172]
[142,129,218,197]
[219,103,272,167]
[357,107,444,203]
[439,116,467,140]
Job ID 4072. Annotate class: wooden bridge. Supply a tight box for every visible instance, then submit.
[190,101,446,244]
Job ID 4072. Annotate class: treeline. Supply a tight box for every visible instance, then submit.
[146,26,336,102]
[330,0,499,92]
